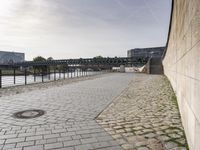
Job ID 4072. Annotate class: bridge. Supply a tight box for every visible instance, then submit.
[0,56,149,68]
[0,56,149,88]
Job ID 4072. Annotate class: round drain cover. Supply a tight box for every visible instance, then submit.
[13,109,45,119]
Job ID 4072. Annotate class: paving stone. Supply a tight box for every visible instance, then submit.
[55,147,74,150]
[0,140,5,145]
[96,136,113,142]
[0,134,18,140]
[6,137,25,144]
[57,136,72,142]
[16,141,34,148]
[23,145,44,150]
[63,140,81,147]
[121,143,135,149]
[135,141,147,147]
[44,134,60,139]
[18,132,35,137]
[61,132,76,137]
[45,142,63,149]
[3,143,16,149]
[92,141,112,149]
[98,145,122,150]
[26,136,43,141]
[75,144,93,150]
[144,133,156,138]
[7,148,23,150]
[137,147,149,150]
[72,135,81,140]
[164,142,178,149]
[80,137,98,144]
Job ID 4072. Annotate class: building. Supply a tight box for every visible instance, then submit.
[0,51,25,65]
[127,46,165,58]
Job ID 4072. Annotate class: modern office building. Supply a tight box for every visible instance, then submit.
[127,46,165,58]
[0,51,25,65]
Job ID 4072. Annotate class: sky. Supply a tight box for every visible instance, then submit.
[0,0,172,60]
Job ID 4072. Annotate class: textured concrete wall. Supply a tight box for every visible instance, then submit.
[163,0,200,149]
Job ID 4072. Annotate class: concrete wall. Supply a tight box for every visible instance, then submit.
[163,0,200,149]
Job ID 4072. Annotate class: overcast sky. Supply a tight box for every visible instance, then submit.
[0,0,171,60]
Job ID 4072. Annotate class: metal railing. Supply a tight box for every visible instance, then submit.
[0,67,103,88]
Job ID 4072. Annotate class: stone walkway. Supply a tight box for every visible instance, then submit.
[0,73,133,150]
[0,73,188,150]
[96,74,188,150]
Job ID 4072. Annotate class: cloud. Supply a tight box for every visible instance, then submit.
[0,0,171,60]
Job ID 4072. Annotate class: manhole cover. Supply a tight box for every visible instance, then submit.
[13,109,45,119]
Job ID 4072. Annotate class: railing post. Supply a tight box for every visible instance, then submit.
[13,69,16,84]
[63,69,65,79]
[48,68,51,80]
[77,68,79,77]
[67,68,69,78]
[42,70,44,82]
[59,69,61,79]
[25,69,27,85]
[0,70,2,88]
[54,68,56,81]
[34,68,36,82]
[71,68,72,78]
[74,68,76,78]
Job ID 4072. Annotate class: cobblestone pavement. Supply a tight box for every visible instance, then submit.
[96,74,188,150]
[0,73,134,150]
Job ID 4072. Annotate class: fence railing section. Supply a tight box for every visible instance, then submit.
[0,67,104,88]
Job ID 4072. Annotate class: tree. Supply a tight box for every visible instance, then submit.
[33,56,46,62]
[33,56,47,74]
[47,57,53,61]
[93,55,103,59]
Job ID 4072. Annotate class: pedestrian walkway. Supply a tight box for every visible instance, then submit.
[97,74,188,150]
[0,73,188,150]
[0,73,133,150]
